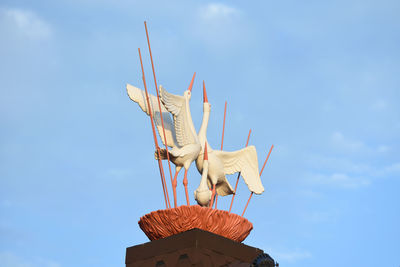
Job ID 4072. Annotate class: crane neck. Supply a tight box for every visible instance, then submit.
[185,95,199,144]
[199,160,209,189]
[198,103,210,149]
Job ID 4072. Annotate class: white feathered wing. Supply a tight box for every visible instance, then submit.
[126,83,177,148]
[213,145,264,194]
[159,86,198,148]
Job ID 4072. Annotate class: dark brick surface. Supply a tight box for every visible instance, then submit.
[126,228,272,267]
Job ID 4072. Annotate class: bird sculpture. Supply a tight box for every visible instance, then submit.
[195,81,265,204]
[126,84,176,149]
[126,73,201,207]
[194,143,212,207]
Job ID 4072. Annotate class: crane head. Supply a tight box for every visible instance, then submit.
[202,81,211,112]
[194,186,212,207]
[185,72,196,100]
[203,80,208,103]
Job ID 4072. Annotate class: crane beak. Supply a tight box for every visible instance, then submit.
[203,80,208,103]
[188,72,196,92]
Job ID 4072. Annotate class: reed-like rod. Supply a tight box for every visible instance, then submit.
[138,48,169,209]
[212,101,228,209]
[229,129,251,213]
[242,144,274,217]
[144,21,174,208]
[241,192,253,217]
[260,145,274,176]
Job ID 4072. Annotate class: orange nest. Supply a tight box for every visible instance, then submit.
[138,205,253,242]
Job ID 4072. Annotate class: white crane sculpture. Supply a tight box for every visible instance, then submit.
[126,83,177,149]
[126,74,201,207]
[156,79,201,207]
[194,143,212,207]
[127,22,274,227]
[195,81,265,206]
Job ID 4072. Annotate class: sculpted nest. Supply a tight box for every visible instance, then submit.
[139,205,253,242]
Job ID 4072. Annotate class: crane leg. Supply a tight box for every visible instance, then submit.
[209,185,216,208]
[183,169,190,206]
[172,171,179,208]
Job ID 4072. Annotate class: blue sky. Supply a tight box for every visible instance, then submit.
[1,1,399,266]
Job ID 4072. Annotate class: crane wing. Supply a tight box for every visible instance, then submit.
[126,83,177,148]
[213,146,264,194]
[160,85,197,147]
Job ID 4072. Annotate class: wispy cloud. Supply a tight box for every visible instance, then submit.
[331,131,366,153]
[264,248,312,263]
[0,7,52,39]
[302,210,339,224]
[194,3,245,48]
[306,172,370,188]
[380,162,400,176]
[198,3,240,21]
[298,189,324,199]
[103,168,136,181]
[377,145,390,153]
[0,251,60,267]
[0,199,13,208]
[303,148,399,189]
[304,153,372,174]
[371,99,387,111]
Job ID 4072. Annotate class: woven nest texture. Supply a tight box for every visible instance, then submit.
[139,205,253,242]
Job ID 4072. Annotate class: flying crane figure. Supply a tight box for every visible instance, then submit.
[195,81,265,205]
[126,73,201,207]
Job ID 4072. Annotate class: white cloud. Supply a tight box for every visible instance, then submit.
[303,210,338,223]
[199,3,240,21]
[0,7,52,39]
[377,145,390,153]
[304,153,372,174]
[380,162,400,176]
[297,189,323,199]
[304,150,399,187]
[307,172,370,188]
[371,99,387,111]
[276,250,312,262]
[264,248,312,263]
[40,259,60,267]
[103,168,136,181]
[194,3,245,48]
[331,131,365,152]
[0,251,60,267]
[0,199,12,208]
[331,173,370,188]
[0,251,31,267]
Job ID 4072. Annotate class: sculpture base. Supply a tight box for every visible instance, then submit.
[126,228,276,267]
[138,205,253,242]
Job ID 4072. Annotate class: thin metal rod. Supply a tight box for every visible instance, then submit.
[229,129,251,213]
[144,21,174,208]
[260,144,274,177]
[242,144,274,217]
[138,48,169,209]
[241,192,253,217]
[214,101,228,209]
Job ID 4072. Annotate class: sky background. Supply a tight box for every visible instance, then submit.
[1,0,399,266]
